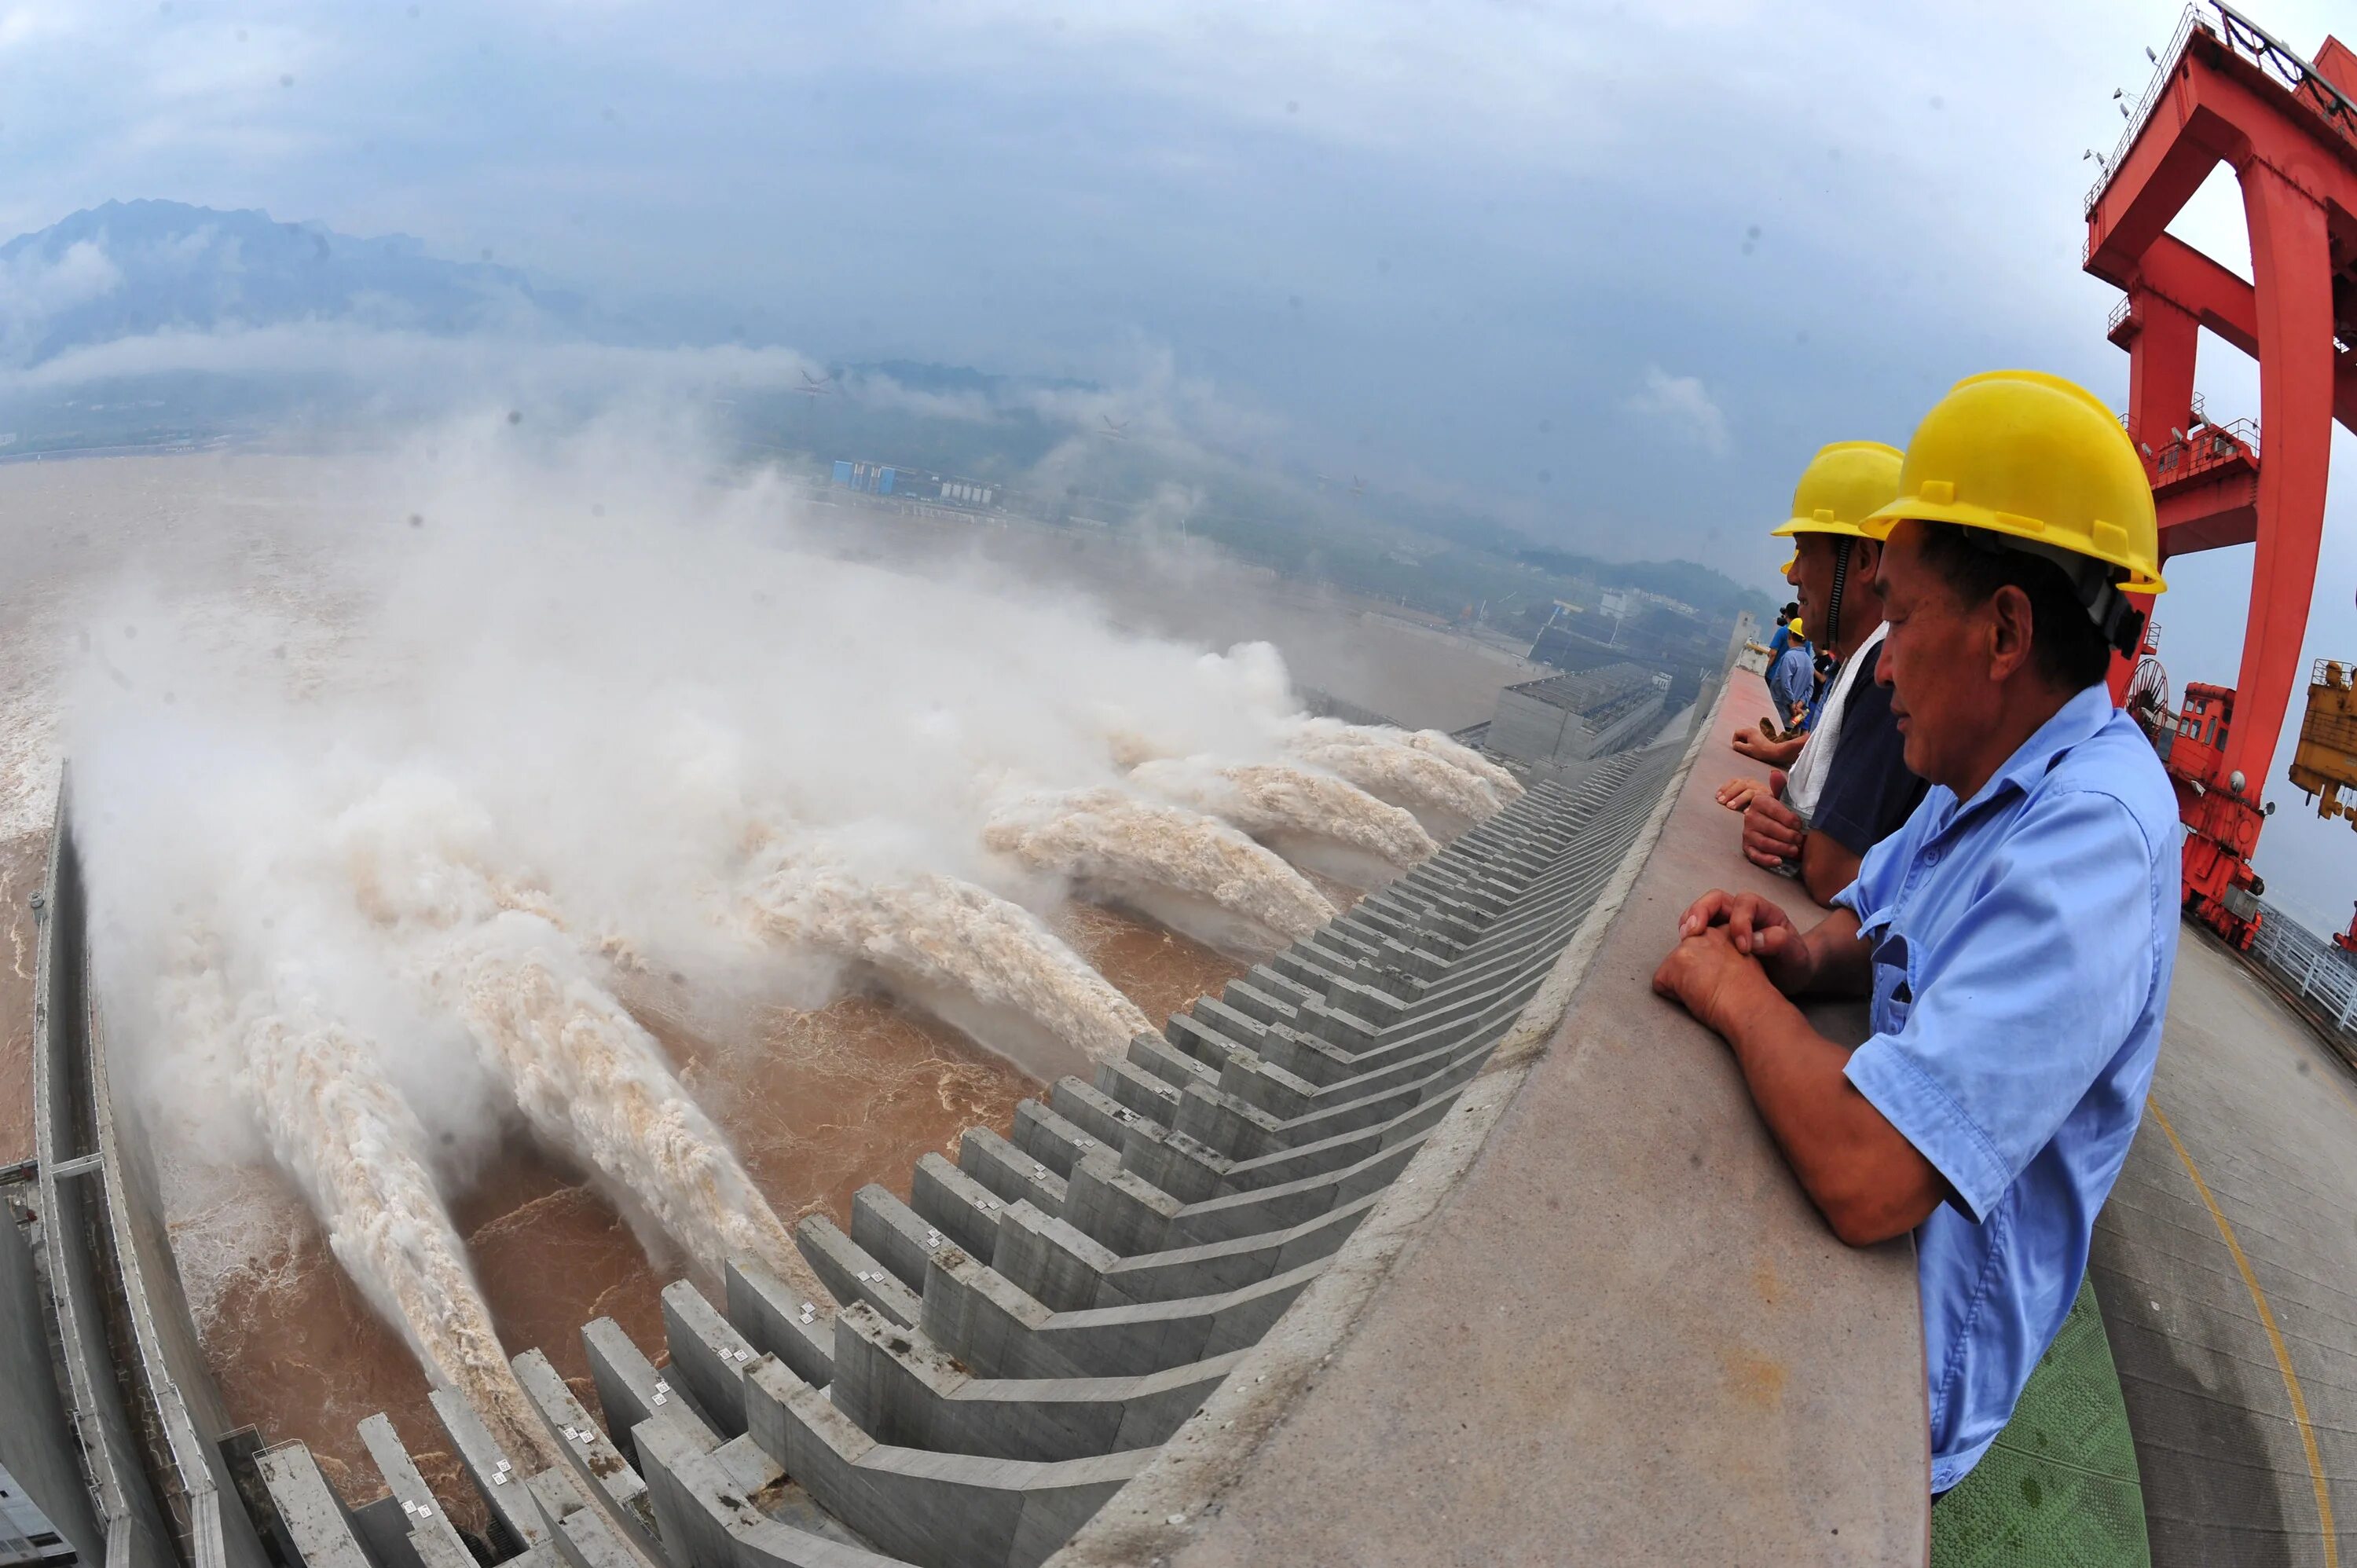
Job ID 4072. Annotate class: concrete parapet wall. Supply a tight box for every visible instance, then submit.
[1053,677,1926,1566]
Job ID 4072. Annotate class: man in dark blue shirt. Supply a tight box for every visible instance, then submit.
[1720,441,1926,905]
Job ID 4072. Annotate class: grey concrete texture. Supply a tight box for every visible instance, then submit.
[429,1387,552,1554]
[515,1349,664,1550]
[358,1414,475,1568]
[0,1199,102,1562]
[827,1300,1241,1463]
[587,1317,719,1458]
[743,1360,1146,1568]
[34,793,273,1568]
[725,1261,835,1393]
[631,1420,907,1568]
[2091,928,2357,1567]
[1054,677,1929,1566]
[31,813,180,1568]
[663,1282,761,1438]
[256,1446,375,1568]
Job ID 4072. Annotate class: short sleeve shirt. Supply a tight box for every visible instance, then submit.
[1809,642,1926,857]
[1832,683,2179,1491]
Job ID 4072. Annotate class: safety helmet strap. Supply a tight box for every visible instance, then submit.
[1823,536,1853,651]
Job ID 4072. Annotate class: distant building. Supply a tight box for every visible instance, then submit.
[1486,664,1665,768]
[1598,586,1698,620]
[829,460,998,510]
[830,459,897,495]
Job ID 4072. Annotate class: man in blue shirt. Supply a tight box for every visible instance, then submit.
[1651,370,2178,1497]
[1765,637,1816,732]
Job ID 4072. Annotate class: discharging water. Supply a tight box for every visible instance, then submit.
[183,903,1241,1528]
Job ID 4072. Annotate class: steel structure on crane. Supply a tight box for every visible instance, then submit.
[2085,1,2357,947]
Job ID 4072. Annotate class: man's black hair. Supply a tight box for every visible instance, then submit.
[1783,600,1801,617]
[1915,526,2113,691]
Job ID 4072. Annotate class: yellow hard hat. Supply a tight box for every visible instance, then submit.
[1788,617,1804,638]
[1861,370,2165,594]
[1777,555,1796,575]
[1771,440,1904,540]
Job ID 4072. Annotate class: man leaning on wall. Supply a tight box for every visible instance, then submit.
[1719,441,1926,906]
[1654,369,2179,1500]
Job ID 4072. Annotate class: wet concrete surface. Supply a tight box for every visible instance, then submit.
[2091,928,2357,1567]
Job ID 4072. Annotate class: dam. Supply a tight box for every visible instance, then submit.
[7,658,2353,1567]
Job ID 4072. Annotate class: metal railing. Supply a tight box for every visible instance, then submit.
[2214,2,2357,144]
[2087,5,2202,214]
[2143,415,2259,483]
[2247,899,2357,1046]
[2085,2,2357,215]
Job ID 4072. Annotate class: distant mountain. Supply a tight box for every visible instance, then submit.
[0,199,583,365]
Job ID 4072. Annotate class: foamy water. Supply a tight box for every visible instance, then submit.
[156,940,559,1469]
[240,995,561,1468]
[1127,755,1438,871]
[1285,718,1509,826]
[1397,727,1524,800]
[742,848,1153,1083]
[984,786,1335,949]
[423,918,816,1297]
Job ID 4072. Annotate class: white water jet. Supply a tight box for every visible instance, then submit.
[1126,755,1437,886]
[984,786,1335,954]
[416,915,816,1295]
[1396,727,1523,800]
[163,944,561,1470]
[742,845,1153,1083]
[335,775,822,1301]
[1284,720,1505,833]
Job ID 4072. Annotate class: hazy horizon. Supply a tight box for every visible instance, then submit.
[9,0,2357,923]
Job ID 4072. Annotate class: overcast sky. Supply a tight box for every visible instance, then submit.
[9,0,2357,926]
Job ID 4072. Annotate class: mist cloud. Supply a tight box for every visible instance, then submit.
[1626,365,1731,458]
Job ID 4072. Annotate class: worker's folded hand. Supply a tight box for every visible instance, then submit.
[1741,794,1805,868]
[1651,924,1768,1035]
[1674,888,1811,994]
[1716,776,1767,811]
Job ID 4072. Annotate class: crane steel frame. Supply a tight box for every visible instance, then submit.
[2086,2,2357,946]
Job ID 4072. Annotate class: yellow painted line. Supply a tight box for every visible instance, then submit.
[2150,1097,2340,1566]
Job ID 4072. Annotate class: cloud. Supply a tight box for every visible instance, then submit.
[1626,366,1730,457]
[0,238,123,357]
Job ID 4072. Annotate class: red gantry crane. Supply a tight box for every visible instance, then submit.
[2085,2,2357,948]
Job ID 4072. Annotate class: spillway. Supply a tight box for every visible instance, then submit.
[20,667,2348,1568]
